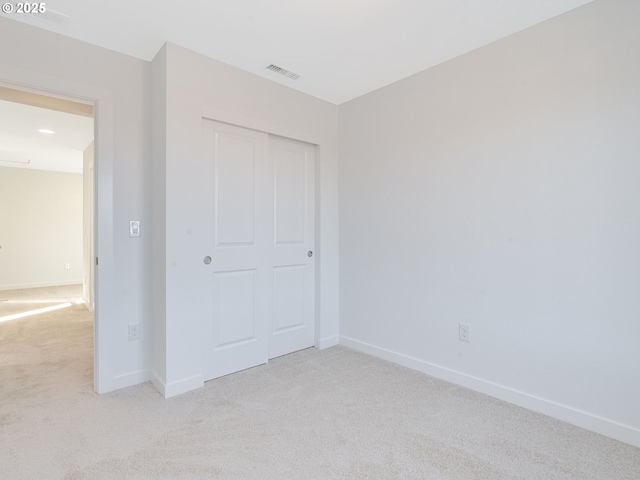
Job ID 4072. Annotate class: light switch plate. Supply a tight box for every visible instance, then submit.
[129,220,140,237]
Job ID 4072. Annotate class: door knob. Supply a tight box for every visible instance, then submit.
[308,251,313,257]
[203,256,212,265]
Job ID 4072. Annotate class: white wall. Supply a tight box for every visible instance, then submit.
[82,141,94,310]
[339,0,640,447]
[0,17,151,391]
[150,45,167,386]
[0,166,82,289]
[151,43,340,396]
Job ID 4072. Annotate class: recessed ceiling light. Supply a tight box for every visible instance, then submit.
[38,129,55,134]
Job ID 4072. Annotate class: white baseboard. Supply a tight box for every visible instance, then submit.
[112,369,150,390]
[151,371,204,399]
[339,336,640,448]
[316,335,339,350]
[150,370,166,397]
[0,280,82,291]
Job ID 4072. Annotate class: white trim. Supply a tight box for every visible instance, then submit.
[152,372,205,399]
[93,85,115,394]
[316,335,339,349]
[113,369,150,390]
[339,336,640,448]
[201,107,321,146]
[0,65,115,395]
[150,370,166,397]
[0,281,83,291]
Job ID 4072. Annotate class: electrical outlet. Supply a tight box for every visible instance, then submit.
[64,263,70,270]
[459,323,470,342]
[128,323,141,341]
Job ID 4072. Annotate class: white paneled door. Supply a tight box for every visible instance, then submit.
[202,120,315,381]
[268,135,316,359]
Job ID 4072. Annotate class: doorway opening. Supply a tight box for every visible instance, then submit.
[0,85,95,391]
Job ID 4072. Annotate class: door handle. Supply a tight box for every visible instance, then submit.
[308,251,313,257]
[203,256,212,265]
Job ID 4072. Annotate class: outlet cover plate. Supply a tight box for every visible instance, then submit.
[459,323,470,342]
[128,323,141,341]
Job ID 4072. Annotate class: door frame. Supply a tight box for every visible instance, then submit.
[201,107,323,349]
[0,65,115,393]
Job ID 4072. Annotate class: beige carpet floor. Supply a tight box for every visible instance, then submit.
[1,286,639,479]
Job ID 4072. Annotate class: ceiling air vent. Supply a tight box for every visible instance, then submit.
[266,64,300,80]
